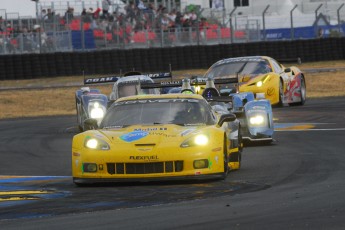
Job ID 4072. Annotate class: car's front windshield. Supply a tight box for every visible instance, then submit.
[204,61,272,79]
[101,98,215,128]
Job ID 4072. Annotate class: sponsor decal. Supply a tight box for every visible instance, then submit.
[216,57,262,66]
[120,131,148,142]
[267,87,275,96]
[115,99,200,106]
[134,127,158,131]
[85,77,117,84]
[191,78,207,84]
[129,155,159,161]
[266,33,282,39]
[161,80,181,85]
[149,132,177,138]
[147,72,171,78]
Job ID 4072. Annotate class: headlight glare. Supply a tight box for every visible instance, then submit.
[88,101,106,120]
[181,134,209,148]
[249,115,265,125]
[194,134,209,146]
[256,81,263,87]
[90,107,105,119]
[86,138,98,149]
[195,86,201,94]
[85,137,110,150]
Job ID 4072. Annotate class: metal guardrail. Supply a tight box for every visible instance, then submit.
[0,31,72,54]
[1,2,345,55]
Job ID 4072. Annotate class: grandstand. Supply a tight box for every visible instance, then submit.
[0,0,344,55]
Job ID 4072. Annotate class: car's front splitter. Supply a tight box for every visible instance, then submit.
[73,173,225,184]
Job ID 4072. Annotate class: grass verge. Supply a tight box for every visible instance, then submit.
[0,61,345,120]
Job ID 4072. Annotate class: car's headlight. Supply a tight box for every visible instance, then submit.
[90,106,105,119]
[256,81,263,87]
[88,101,106,125]
[85,137,110,150]
[181,134,209,148]
[251,75,270,87]
[195,86,201,94]
[249,115,265,126]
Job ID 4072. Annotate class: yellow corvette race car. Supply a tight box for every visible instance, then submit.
[203,56,306,106]
[72,94,242,185]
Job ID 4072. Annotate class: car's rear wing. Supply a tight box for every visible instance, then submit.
[141,77,239,89]
[84,72,172,85]
[205,96,233,103]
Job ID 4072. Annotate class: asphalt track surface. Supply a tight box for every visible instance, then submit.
[1,97,345,229]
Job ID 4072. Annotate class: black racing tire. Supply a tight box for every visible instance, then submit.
[277,79,284,107]
[228,127,242,170]
[229,149,242,170]
[76,101,84,132]
[73,179,90,187]
[221,138,229,180]
[289,76,306,106]
[235,127,242,169]
[238,151,242,169]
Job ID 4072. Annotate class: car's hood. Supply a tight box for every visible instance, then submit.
[239,73,270,86]
[94,124,211,146]
[213,74,267,89]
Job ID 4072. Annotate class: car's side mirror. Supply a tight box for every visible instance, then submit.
[217,113,236,127]
[284,68,291,73]
[84,118,99,130]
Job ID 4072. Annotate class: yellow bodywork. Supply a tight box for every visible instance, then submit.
[72,94,239,183]
[239,73,281,105]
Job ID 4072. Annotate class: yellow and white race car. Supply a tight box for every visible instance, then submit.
[204,56,306,106]
[72,94,242,185]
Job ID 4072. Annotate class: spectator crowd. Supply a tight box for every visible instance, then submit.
[1,0,220,53]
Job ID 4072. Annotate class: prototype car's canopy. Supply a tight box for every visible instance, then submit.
[100,97,217,128]
[110,75,159,100]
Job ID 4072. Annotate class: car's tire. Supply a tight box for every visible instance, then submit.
[221,139,229,180]
[289,76,306,106]
[73,179,89,187]
[235,127,242,169]
[277,79,284,107]
[76,101,84,132]
[229,149,242,170]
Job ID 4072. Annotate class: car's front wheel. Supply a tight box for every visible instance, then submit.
[277,79,284,107]
[221,139,229,180]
